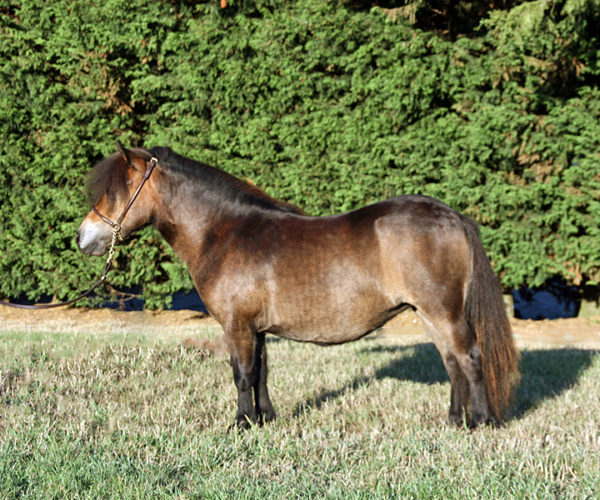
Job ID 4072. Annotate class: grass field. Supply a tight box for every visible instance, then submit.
[1,324,599,499]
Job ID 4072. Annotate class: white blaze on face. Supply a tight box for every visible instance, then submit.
[76,218,112,256]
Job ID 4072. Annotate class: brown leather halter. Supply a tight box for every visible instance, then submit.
[91,157,158,237]
[0,157,158,309]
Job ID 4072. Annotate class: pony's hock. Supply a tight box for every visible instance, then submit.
[78,143,520,429]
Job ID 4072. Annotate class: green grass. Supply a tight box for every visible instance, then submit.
[1,326,599,499]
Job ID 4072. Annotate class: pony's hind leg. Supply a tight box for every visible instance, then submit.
[418,313,492,427]
[455,339,494,427]
[445,353,471,426]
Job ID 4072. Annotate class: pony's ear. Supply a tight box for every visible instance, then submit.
[116,140,132,165]
[116,141,153,171]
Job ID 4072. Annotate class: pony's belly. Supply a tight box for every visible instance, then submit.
[261,257,403,344]
[264,303,399,345]
[269,325,372,345]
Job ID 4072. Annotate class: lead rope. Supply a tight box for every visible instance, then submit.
[0,222,121,310]
[105,222,122,267]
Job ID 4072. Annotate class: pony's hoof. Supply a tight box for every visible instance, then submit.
[449,414,468,428]
[228,415,255,432]
[258,409,276,425]
[470,415,497,429]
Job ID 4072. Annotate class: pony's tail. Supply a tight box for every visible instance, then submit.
[462,216,520,422]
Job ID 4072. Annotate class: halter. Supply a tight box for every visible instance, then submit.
[92,157,158,239]
[0,157,158,309]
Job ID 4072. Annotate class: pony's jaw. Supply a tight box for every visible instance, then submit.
[76,219,112,256]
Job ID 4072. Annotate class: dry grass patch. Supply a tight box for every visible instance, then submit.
[0,326,599,498]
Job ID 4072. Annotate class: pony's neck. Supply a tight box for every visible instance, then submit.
[149,168,270,272]
[151,171,209,246]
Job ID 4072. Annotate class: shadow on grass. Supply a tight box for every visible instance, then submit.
[293,341,600,421]
[292,342,447,417]
[513,348,599,419]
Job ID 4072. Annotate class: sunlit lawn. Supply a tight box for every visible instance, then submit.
[1,326,599,498]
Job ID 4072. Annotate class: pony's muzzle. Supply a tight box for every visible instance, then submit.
[76,219,111,256]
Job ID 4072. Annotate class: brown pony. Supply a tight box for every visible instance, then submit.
[77,144,519,429]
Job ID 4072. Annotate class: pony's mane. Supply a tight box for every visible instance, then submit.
[149,147,303,215]
[87,152,129,206]
[87,146,303,215]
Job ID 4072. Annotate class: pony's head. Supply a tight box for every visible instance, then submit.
[76,142,157,256]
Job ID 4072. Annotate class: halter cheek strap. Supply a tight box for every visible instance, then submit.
[92,157,158,239]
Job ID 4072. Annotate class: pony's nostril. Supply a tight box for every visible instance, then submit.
[75,229,81,247]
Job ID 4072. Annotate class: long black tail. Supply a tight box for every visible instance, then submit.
[462,216,520,421]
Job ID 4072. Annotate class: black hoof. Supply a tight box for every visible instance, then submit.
[470,414,497,429]
[448,410,469,428]
[228,415,255,432]
[449,416,466,428]
[258,409,276,426]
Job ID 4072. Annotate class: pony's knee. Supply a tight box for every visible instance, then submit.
[231,354,257,389]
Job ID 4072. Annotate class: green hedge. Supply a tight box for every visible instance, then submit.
[1,0,599,308]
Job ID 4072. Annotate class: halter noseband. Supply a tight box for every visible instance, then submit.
[92,157,158,239]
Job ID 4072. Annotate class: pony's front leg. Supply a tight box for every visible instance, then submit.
[228,326,259,429]
[254,332,276,424]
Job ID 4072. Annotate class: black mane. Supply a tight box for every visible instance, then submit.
[87,152,129,206]
[87,146,303,215]
[149,147,303,215]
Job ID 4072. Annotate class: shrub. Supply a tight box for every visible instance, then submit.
[1,0,598,307]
